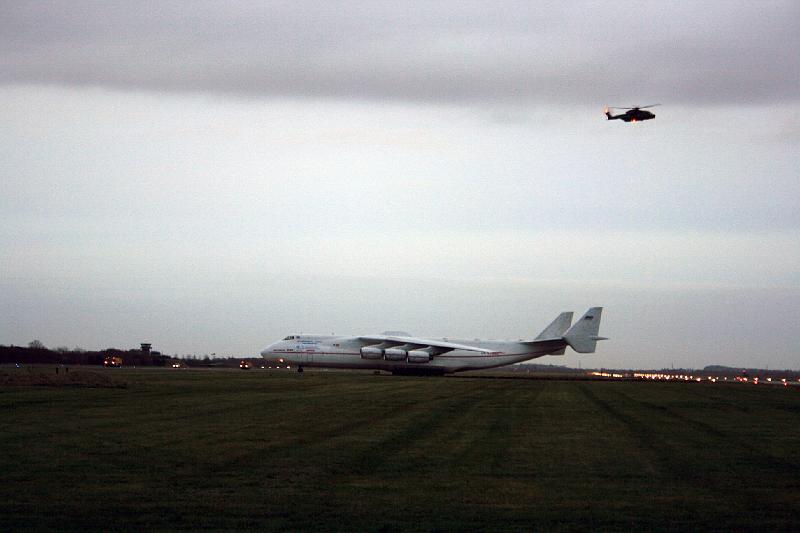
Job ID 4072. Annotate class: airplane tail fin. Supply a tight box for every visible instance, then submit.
[535,312,573,340]
[563,307,607,353]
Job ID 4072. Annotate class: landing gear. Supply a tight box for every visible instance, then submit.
[297,366,304,373]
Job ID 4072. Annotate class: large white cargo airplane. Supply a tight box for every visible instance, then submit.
[260,307,606,375]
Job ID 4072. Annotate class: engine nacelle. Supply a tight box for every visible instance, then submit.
[360,346,384,360]
[407,350,432,363]
[383,348,408,361]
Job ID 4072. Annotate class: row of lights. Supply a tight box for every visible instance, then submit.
[632,373,793,386]
[590,371,626,378]
[634,373,703,381]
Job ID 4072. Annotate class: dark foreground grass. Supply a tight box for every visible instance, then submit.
[0,366,127,388]
[2,368,799,531]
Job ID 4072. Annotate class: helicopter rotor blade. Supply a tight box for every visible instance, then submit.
[606,104,661,110]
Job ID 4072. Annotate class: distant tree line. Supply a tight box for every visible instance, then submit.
[0,343,173,367]
[1,342,259,368]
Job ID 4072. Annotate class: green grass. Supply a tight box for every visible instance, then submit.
[2,367,799,531]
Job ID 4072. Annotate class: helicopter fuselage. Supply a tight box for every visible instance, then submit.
[606,109,655,122]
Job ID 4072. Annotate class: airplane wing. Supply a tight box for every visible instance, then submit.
[357,335,495,353]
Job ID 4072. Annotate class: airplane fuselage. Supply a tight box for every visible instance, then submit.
[260,335,568,375]
[261,308,604,375]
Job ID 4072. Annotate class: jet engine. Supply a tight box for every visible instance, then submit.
[407,349,432,363]
[383,348,408,361]
[360,346,384,360]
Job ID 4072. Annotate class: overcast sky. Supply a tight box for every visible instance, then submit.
[2,1,798,369]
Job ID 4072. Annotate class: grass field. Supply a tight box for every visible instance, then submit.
[2,367,799,531]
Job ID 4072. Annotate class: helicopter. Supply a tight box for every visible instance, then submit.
[604,104,660,122]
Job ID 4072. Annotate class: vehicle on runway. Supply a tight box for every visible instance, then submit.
[261,308,606,375]
[604,105,659,122]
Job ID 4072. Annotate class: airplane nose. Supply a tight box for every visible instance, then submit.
[261,344,276,357]
[261,342,276,355]
[260,344,291,368]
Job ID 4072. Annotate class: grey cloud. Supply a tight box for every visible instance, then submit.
[1,1,798,105]
[2,4,799,370]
